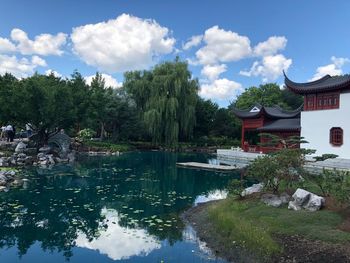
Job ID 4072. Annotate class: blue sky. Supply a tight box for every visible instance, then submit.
[1,0,350,107]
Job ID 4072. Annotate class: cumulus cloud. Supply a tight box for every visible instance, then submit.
[196,26,251,65]
[85,73,122,89]
[240,54,292,82]
[0,37,16,53]
[31,55,47,67]
[71,13,175,73]
[45,69,62,78]
[253,36,287,57]
[201,64,227,81]
[0,54,46,78]
[310,56,350,81]
[182,35,203,50]
[199,78,242,100]
[10,28,67,56]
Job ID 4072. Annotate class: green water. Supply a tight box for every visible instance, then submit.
[0,151,241,263]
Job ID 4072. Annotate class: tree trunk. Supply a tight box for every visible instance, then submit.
[100,122,105,140]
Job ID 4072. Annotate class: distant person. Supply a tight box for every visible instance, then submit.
[0,125,6,141]
[12,125,16,141]
[5,124,13,142]
[26,123,33,138]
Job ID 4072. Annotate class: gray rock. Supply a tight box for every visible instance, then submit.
[15,142,27,153]
[39,146,51,154]
[280,192,292,204]
[0,174,7,186]
[0,186,7,192]
[261,194,283,207]
[303,193,325,212]
[288,188,324,212]
[288,201,302,211]
[241,183,264,197]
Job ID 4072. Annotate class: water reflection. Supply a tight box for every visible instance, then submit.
[76,208,161,260]
[194,190,228,205]
[0,152,240,262]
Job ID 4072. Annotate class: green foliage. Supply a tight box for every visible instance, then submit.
[247,148,309,193]
[83,140,133,152]
[313,154,338,162]
[124,58,198,146]
[77,128,95,141]
[227,179,246,199]
[193,98,218,138]
[231,83,303,110]
[306,169,350,205]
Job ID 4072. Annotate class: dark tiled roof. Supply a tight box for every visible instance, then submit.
[257,118,300,132]
[232,104,302,119]
[284,71,350,94]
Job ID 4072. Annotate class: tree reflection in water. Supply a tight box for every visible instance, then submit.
[0,152,240,260]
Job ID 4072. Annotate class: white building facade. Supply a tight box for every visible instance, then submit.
[285,74,350,159]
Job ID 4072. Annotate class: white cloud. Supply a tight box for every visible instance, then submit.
[310,56,350,81]
[71,13,175,73]
[199,78,242,100]
[240,54,292,82]
[201,64,227,81]
[31,55,47,67]
[253,36,287,57]
[0,54,46,78]
[85,73,122,89]
[196,26,252,65]
[182,35,203,50]
[76,208,161,261]
[10,28,67,56]
[0,37,16,53]
[45,69,62,78]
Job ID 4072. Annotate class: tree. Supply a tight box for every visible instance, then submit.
[20,73,75,145]
[193,98,218,138]
[125,58,199,146]
[211,108,241,139]
[232,83,303,110]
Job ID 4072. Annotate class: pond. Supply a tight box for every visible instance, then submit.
[0,151,242,263]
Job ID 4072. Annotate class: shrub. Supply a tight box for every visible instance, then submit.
[227,179,247,199]
[247,148,309,193]
[306,169,350,205]
[77,128,95,141]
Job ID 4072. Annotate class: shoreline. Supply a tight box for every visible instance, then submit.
[182,199,350,263]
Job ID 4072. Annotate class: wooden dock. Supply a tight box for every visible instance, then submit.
[176,162,245,171]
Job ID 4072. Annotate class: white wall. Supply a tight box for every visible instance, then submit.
[301,92,350,158]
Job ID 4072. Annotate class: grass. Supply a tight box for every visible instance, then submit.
[83,140,134,152]
[208,198,350,256]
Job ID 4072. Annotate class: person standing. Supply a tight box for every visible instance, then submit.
[26,123,32,138]
[5,124,13,142]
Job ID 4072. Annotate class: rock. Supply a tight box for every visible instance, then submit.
[303,193,325,212]
[67,151,75,163]
[288,201,302,211]
[15,141,27,153]
[291,188,311,207]
[0,186,7,192]
[47,154,55,165]
[0,174,7,186]
[39,146,51,154]
[280,192,292,204]
[17,153,27,158]
[241,183,264,197]
[288,188,325,212]
[0,152,5,157]
[261,194,283,207]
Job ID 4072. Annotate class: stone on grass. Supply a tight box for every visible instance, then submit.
[280,192,292,204]
[261,194,283,207]
[241,183,264,197]
[15,142,27,153]
[288,188,324,212]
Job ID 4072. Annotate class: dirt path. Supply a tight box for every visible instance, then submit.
[182,200,350,263]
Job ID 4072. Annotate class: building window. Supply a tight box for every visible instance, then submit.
[330,127,343,146]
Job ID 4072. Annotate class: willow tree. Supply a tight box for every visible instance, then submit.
[124,58,198,146]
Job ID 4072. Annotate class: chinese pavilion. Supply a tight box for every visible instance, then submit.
[232,104,302,153]
[284,72,350,158]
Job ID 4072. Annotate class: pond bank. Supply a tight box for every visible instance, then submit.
[182,199,350,263]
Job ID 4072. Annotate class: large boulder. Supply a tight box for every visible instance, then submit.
[241,183,264,197]
[288,188,325,211]
[15,142,27,153]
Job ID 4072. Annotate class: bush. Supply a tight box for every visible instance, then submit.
[77,128,95,141]
[247,149,308,193]
[306,169,350,205]
[227,179,247,199]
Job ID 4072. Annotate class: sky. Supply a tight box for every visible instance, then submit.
[1,0,350,107]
